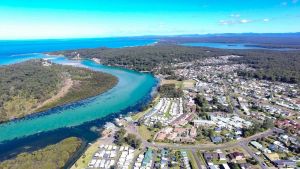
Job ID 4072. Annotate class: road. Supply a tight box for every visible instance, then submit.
[146,128,275,150]
[126,123,280,169]
[239,142,267,169]
[191,150,206,169]
[126,122,280,150]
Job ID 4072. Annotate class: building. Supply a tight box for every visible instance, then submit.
[229,152,245,162]
[193,119,216,127]
[142,148,153,167]
[273,160,296,168]
[264,153,280,162]
[211,136,222,143]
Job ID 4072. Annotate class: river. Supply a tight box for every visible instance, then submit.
[0,38,157,160]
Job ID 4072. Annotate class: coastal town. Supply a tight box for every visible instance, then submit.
[71,55,300,169]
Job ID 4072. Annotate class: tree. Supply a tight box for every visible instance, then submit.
[125,133,142,148]
[154,122,163,129]
[262,119,274,129]
[114,128,126,145]
[230,163,240,169]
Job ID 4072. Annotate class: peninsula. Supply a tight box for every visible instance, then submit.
[0,59,118,123]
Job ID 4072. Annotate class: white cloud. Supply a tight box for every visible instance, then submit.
[219,20,235,25]
[239,19,252,24]
[230,14,240,18]
[219,17,271,26]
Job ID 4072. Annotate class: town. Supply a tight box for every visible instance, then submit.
[72,55,299,169]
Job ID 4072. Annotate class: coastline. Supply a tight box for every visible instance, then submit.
[0,60,119,125]
[0,58,158,167]
[0,78,157,162]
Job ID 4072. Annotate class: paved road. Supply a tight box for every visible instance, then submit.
[125,124,282,169]
[239,142,267,169]
[126,123,279,151]
[146,128,275,150]
[191,150,206,169]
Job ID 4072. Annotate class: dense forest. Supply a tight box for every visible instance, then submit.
[0,137,82,169]
[230,50,300,84]
[0,60,118,122]
[50,45,230,72]
[51,44,300,84]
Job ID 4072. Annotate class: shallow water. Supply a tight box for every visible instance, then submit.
[0,38,157,161]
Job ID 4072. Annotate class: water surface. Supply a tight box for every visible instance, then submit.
[0,38,157,160]
[0,56,157,142]
[181,42,296,50]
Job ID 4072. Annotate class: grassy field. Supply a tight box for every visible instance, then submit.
[182,80,196,89]
[131,111,149,121]
[137,125,155,141]
[71,141,100,169]
[161,79,196,89]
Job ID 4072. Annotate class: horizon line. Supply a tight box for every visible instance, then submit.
[1,32,300,41]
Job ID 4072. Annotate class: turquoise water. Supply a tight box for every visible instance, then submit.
[0,38,157,146]
[181,42,296,50]
[0,55,157,142]
[0,37,156,65]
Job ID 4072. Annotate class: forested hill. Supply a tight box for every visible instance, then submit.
[50,44,300,84]
[0,60,118,123]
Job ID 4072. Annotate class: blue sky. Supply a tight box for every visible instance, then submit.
[0,0,299,39]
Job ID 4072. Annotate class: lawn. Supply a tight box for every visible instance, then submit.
[161,79,196,89]
[132,110,148,121]
[161,79,183,88]
[137,125,155,141]
[182,80,196,89]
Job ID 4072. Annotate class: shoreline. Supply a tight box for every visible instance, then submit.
[0,81,156,161]
[0,61,119,125]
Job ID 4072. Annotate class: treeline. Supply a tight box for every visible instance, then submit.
[230,50,300,84]
[50,44,300,84]
[0,60,118,122]
[50,45,228,72]
[0,137,82,169]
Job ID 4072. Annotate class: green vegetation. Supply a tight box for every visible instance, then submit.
[159,84,183,98]
[243,119,274,137]
[0,137,82,169]
[0,60,118,123]
[137,125,155,141]
[194,94,209,112]
[232,50,300,84]
[246,157,258,165]
[187,151,198,169]
[114,128,142,148]
[52,44,300,84]
[50,45,224,72]
[72,141,99,169]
